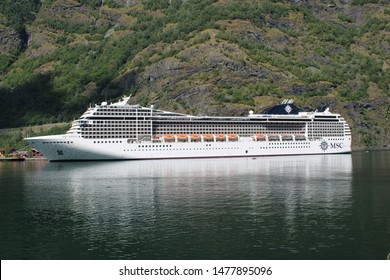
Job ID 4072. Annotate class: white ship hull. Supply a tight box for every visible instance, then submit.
[25,135,351,161]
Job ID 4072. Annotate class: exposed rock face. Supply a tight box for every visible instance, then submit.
[0,27,23,53]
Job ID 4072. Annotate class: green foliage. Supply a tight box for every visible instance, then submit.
[309,21,359,45]
[0,0,41,32]
[79,0,102,9]
[0,73,62,128]
[215,83,281,106]
[44,17,109,35]
[143,0,172,10]
[262,1,289,20]
[362,18,388,33]
[351,0,387,5]
[0,0,389,137]
[338,82,369,101]
[142,0,288,44]
[0,0,41,71]
[0,54,13,73]
[0,131,25,151]
[338,13,354,23]
[193,32,211,45]
[104,0,122,8]
[0,124,71,151]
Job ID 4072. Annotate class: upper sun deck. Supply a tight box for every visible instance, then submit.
[76,95,342,123]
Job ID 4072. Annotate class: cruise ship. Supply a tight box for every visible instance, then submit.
[24,96,351,161]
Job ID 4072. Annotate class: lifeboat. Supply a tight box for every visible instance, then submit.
[215,134,226,141]
[255,133,266,141]
[190,134,201,142]
[164,134,175,142]
[203,134,214,142]
[268,135,280,141]
[281,135,293,141]
[228,134,238,141]
[177,134,188,142]
[294,134,306,141]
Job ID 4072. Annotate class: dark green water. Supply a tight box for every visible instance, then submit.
[0,152,389,260]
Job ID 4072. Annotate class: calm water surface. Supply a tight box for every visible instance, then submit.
[0,152,389,259]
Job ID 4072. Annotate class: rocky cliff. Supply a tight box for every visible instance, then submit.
[0,0,389,149]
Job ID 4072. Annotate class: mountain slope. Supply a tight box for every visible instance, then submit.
[0,0,389,149]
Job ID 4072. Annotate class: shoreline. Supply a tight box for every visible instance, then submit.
[25,157,48,161]
[2,150,390,163]
[0,157,48,162]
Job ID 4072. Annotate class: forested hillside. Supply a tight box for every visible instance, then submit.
[0,0,389,149]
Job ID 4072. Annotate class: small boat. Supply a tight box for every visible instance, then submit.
[164,134,175,142]
[228,134,238,141]
[254,134,266,141]
[268,135,280,141]
[281,135,293,141]
[190,134,201,142]
[294,135,306,141]
[215,134,226,141]
[203,134,214,141]
[177,134,188,142]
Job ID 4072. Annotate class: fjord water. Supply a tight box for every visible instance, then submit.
[0,152,389,260]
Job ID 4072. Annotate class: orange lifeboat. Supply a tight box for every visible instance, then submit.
[164,134,175,142]
[228,134,238,141]
[215,134,226,141]
[255,133,266,141]
[190,134,201,142]
[177,134,188,142]
[203,134,214,142]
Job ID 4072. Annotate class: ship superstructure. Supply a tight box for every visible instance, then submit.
[25,97,351,161]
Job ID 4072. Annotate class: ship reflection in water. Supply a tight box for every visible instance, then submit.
[5,154,359,260]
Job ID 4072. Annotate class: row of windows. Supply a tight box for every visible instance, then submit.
[308,123,344,138]
[42,141,74,144]
[84,119,305,125]
[81,119,312,126]
[95,113,151,116]
[93,140,123,143]
[83,127,150,130]
[123,145,311,152]
[84,135,312,141]
[84,135,144,139]
[78,122,345,138]
[154,128,305,134]
[309,133,344,137]
[124,147,242,152]
[83,127,306,132]
[134,144,213,148]
[79,126,322,137]
[82,122,306,128]
[270,142,310,145]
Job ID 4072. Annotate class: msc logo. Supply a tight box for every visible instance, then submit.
[320,141,329,151]
[330,143,344,149]
[320,141,344,151]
